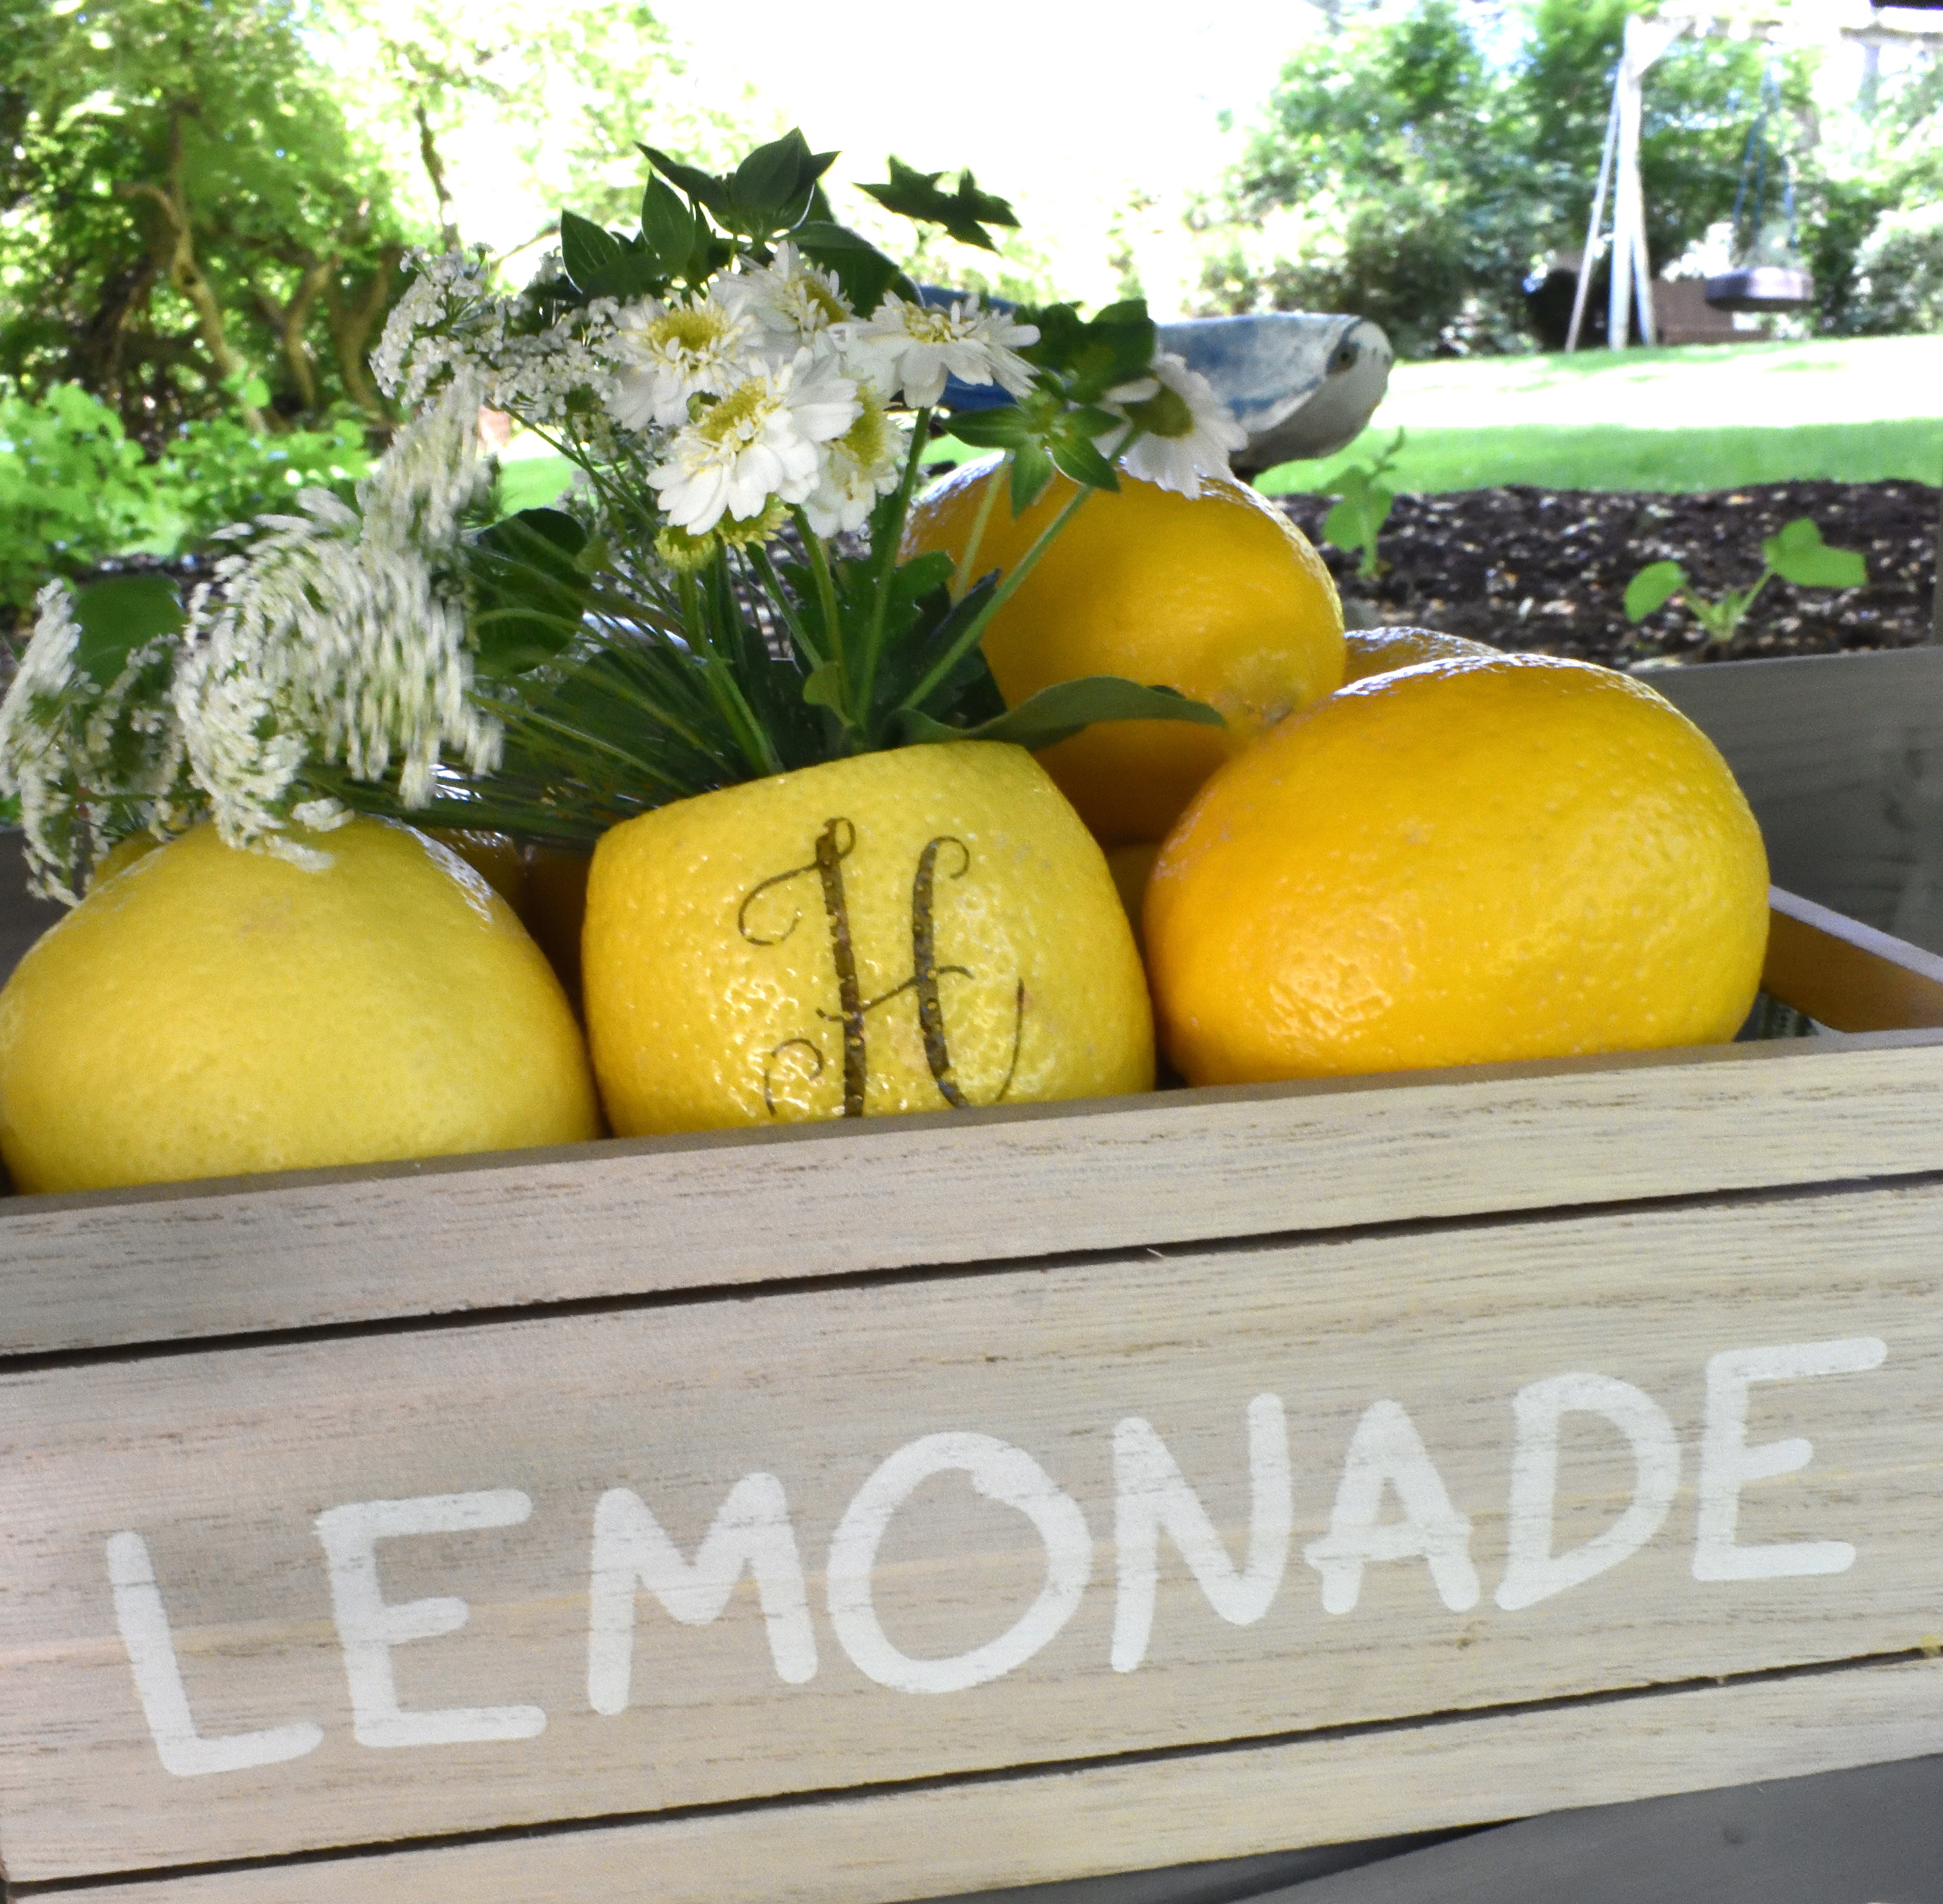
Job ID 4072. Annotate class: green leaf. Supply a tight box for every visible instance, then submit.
[560,211,626,292]
[1010,441,1056,516]
[896,676,1226,752]
[729,129,837,233]
[71,575,183,686]
[801,661,847,713]
[1046,430,1120,492]
[792,221,916,313]
[640,145,732,224]
[858,157,1020,252]
[1764,517,1868,591]
[639,175,699,273]
[1020,300,1156,402]
[467,508,590,677]
[1624,560,1688,622]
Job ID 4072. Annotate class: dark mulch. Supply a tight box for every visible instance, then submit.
[1272,479,1940,667]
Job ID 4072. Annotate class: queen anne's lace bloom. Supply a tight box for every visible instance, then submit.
[175,378,503,860]
[374,248,620,427]
[648,346,859,535]
[607,292,756,431]
[847,292,1040,409]
[1095,351,1247,499]
[0,584,199,902]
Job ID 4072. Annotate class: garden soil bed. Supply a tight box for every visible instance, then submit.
[1272,478,1940,667]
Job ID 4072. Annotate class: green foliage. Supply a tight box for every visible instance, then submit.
[0,0,411,438]
[0,382,369,621]
[858,160,1020,254]
[1624,516,1867,645]
[1321,429,1404,581]
[0,385,164,616]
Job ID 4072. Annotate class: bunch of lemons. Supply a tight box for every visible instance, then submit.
[903,458,1768,1088]
[0,457,1768,1195]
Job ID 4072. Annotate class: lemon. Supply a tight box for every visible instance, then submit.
[1146,653,1768,1085]
[0,818,601,1194]
[903,457,1344,845]
[1342,625,1498,683]
[583,741,1152,1135]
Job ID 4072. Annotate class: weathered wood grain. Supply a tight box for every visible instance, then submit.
[1655,647,1943,952]
[2,1177,1937,1879]
[5,1008,1943,1356]
[63,1657,1943,1904]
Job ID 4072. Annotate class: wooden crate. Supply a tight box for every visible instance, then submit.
[3,885,1942,1903]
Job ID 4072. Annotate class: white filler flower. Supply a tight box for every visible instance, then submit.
[608,292,756,431]
[649,347,858,535]
[1097,350,1246,498]
[848,291,1039,409]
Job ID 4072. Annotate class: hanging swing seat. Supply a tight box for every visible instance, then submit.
[1704,264,1816,312]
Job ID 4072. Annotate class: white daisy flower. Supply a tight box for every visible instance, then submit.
[607,292,756,431]
[846,291,1039,410]
[717,242,854,354]
[802,385,911,537]
[1094,350,1248,499]
[648,347,859,536]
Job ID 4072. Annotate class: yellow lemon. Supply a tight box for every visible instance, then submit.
[0,818,601,1194]
[1146,654,1768,1085]
[903,457,1344,845]
[583,742,1152,1135]
[1342,625,1498,683]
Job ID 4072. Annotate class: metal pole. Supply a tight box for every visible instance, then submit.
[1608,29,1644,352]
[1566,88,1621,354]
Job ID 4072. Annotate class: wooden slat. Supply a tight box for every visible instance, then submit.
[1763,886,1943,1030]
[62,1658,1943,1904]
[2,1176,1937,1879]
[0,1030,1938,1357]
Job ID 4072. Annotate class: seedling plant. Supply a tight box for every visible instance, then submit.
[1624,516,1867,646]
[1322,429,1405,581]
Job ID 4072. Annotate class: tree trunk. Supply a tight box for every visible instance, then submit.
[253,256,337,417]
[414,101,462,253]
[325,244,403,421]
[119,106,268,432]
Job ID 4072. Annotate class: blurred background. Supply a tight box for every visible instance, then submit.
[2,0,1939,655]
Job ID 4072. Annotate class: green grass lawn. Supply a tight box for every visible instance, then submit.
[494,335,1943,508]
[1258,335,1943,495]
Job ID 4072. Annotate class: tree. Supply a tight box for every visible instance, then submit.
[0,0,413,441]
[1199,0,1800,356]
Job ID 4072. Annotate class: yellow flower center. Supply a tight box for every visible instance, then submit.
[839,392,895,466]
[648,304,732,359]
[694,380,773,448]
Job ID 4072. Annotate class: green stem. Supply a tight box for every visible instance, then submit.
[899,423,1142,715]
[900,478,1095,714]
[677,569,774,774]
[951,463,1004,601]
[748,543,824,669]
[795,514,845,678]
[855,405,933,716]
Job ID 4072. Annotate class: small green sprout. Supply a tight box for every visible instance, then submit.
[1322,428,1406,582]
[1624,516,1867,647]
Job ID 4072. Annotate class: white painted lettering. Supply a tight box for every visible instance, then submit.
[587,1475,816,1713]
[314,1490,547,1748]
[1693,1337,1888,1582]
[1111,1394,1291,1673]
[107,1531,323,1778]
[1495,1374,1681,1611]
[827,1432,1091,1694]
[1304,1399,1479,1614]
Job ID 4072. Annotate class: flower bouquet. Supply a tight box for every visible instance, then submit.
[0,132,1254,1183]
